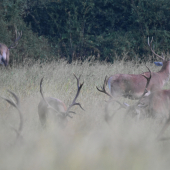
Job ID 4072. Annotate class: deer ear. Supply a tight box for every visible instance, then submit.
[154,62,163,66]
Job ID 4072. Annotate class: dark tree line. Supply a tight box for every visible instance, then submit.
[1,0,170,63]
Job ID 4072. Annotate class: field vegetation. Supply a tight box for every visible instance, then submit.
[0,59,170,170]
[1,0,170,169]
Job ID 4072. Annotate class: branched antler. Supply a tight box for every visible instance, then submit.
[8,30,22,49]
[96,76,112,98]
[97,66,152,123]
[96,76,127,108]
[96,75,128,123]
[1,91,23,140]
[66,74,84,117]
[148,37,164,60]
[40,77,67,116]
[39,74,84,120]
[137,65,152,105]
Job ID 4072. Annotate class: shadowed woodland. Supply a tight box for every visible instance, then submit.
[1,0,170,64]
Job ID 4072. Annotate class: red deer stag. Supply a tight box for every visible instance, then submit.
[1,91,23,142]
[0,30,22,66]
[107,38,170,99]
[97,69,170,140]
[97,66,151,123]
[38,74,84,128]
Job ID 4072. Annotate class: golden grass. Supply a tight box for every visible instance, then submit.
[0,59,170,170]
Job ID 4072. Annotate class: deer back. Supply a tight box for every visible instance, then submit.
[108,69,170,100]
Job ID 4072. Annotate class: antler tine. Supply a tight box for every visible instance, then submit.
[1,91,23,139]
[15,30,22,42]
[66,74,84,116]
[142,65,151,89]
[73,73,82,88]
[148,37,164,60]
[40,77,65,115]
[8,30,22,49]
[97,76,128,124]
[40,77,52,108]
[97,76,127,108]
[74,74,84,94]
[1,96,17,108]
[7,90,19,106]
[148,37,154,47]
[137,66,152,104]
[40,77,47,105]
[96,76,112,98]
[72,74,84,104]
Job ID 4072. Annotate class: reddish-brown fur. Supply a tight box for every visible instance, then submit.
[0,30,22,66]
[0,43,9,66]
[108,60,170,99]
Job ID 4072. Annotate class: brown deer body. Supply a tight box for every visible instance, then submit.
[97,63,170,139]
[38,75,84,128]
[0,30,22,66]
[0,43,9,66]
[97,66,151,123]
[108,60,170,100]
[107,38,170,99]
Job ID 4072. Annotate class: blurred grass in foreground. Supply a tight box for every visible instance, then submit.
[0,58,170,170]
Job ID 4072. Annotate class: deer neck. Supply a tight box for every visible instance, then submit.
[159,61,170,84]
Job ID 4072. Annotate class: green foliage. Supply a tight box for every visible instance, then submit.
[24,0,170,62]
[0,0,53,65]
[1,0,170,63]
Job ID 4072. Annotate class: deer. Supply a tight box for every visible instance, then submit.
[0,30,22,66]
[38,74,84,128]
[97,66,151,123]
[1,91,24,143]
[107,37,170,100]
[97,68,170,140]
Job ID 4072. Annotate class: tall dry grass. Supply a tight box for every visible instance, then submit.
[0,59,170,170]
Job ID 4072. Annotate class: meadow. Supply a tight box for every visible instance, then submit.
[0,59,170,170]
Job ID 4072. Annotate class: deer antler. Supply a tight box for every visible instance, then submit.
[40,77,69,116]
[137,65,152,105]
[96,76,112,98]
[1,91,23,139]
[96,76,128,123]
[97,66,152,123]
[66,74,84,116]
[148,37,164,60]
[96,76,127,108]
[40,78,49,107]
[8,30,22,50]
[40,75,84,119]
